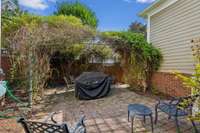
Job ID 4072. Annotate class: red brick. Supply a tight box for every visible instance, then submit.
[151,72,191,97]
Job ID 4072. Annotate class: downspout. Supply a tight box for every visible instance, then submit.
[147,15,151,43]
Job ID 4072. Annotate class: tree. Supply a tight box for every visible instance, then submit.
[128,21,146,34]
[55,1,98,28]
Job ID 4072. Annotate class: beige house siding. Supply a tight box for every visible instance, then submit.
[150,0,200,74]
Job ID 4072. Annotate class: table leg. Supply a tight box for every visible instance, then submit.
[150,114,153,133]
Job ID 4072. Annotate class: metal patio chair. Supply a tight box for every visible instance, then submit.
[17,112,86,133]
[155,94,200,133]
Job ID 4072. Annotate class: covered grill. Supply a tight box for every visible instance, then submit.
[75,72,112,100]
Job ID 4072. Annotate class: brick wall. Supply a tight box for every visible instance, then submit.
[151,72,191,97]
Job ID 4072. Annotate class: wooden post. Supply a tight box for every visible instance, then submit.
[28,48,33,108]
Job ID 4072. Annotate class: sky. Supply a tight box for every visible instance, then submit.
[18,0,155,31]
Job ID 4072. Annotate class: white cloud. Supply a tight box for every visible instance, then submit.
[136,0,155,3]
[18,0,48,10]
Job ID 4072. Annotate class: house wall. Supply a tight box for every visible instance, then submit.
[150,0,200,74]
[149,0,200,96]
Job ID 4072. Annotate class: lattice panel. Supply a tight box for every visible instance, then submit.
[25,121,66,133]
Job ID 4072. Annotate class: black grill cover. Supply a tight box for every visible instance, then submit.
[75,72,112,100]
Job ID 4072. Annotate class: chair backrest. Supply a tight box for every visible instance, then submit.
[17,117,69,133]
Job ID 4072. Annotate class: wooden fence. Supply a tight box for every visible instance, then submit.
[0,49,124,84]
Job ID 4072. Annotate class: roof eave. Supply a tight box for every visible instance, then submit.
[139,0,165,18]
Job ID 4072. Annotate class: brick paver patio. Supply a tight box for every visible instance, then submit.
[0,85,196,133]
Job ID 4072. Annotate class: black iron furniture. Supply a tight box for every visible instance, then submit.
[17,112,86,133]
[128,104,153,133]
[155,94,200,133]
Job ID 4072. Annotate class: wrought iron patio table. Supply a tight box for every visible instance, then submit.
[128,104,153,133]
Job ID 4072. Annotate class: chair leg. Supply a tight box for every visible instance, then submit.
[175,117,181,133]
[128,110,130,122]
[143,116,146,123]
[191,120,199,133]
[150,114,154,133]
[155,105,158,124]
[131,116,135,133]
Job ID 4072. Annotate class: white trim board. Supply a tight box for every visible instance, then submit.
[148,0,179,17]
[139,0,179,18]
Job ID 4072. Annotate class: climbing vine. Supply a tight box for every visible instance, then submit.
[101,31,163,92]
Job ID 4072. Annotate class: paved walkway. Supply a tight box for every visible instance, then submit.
[32,85,194,133]
[0,85,195,133]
